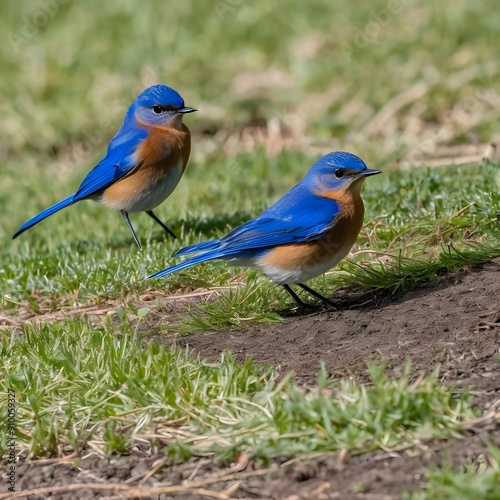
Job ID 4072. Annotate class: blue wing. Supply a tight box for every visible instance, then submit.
[178,184,340,255]
[150,185,340,279]
[73,124,148,201]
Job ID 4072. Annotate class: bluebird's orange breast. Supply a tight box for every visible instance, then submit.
[102,121,191,213]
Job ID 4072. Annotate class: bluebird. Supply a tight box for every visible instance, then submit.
[149,151,380,309]
[13,84,196,250]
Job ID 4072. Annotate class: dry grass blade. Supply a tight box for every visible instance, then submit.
[0,468,272,500]
[362,81,431,137]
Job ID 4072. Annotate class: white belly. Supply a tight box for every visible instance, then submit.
[104,163,184,213]
[255,244,353,285]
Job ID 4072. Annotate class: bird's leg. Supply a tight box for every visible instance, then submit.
[297,283,336,309]
[121,210,142,250]
[146,210,177,239]
[282,284,316,314]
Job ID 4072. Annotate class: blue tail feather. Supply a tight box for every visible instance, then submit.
[13,194,75,239]
[148,250,227,279]
[174,239,221,256]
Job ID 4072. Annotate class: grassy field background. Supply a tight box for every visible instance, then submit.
[1,0,500,497]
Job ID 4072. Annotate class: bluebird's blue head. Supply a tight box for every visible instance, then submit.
[307,151,380,193]
[127,84,197,127]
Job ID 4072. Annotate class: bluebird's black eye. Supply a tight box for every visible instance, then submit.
[152,105,163,114]
[334,168,345,178]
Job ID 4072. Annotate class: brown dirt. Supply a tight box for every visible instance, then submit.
[176,259,500,387]
[2,259,500,499]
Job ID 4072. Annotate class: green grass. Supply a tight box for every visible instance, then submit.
[407,445,500,500]
[1,1,499,161]
[2,153,499,329]
[0,316,476,460]
[1,1,500,495]
[1,0,499,325]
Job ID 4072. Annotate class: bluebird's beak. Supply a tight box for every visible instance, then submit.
[361,168,381,176]
[177,107,197,114]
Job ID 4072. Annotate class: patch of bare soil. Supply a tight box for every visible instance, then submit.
[176,259,500,387]
[2,260,499,499]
